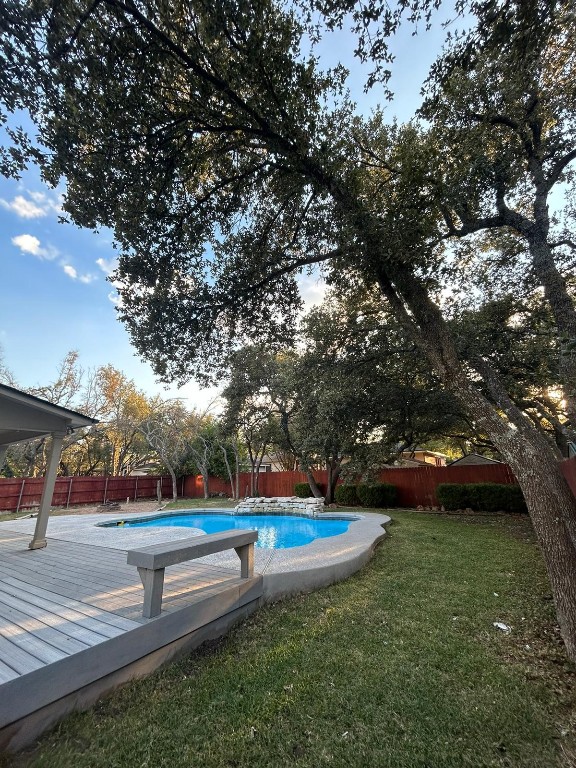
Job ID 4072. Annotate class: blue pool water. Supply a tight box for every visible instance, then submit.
[121,513,355,549]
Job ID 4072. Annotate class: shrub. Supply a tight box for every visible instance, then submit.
[436,482,527,512]
[356,483,398,508]
[334,484,359,506]
[469,483,527,513]
[500,484,528,513]
[294,482,311,498]
[467,483,502,512]
[436,484,470,510]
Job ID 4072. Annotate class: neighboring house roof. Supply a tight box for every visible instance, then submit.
[0,383,98,446]
[401,448,449,457]
[399,449,448,467]
[449,453,502,466]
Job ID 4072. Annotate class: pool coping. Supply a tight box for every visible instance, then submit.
[0,509,392,601]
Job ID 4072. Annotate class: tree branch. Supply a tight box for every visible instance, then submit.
[214,250,341,310]
[550,239,576,251]
[546,148,576,190]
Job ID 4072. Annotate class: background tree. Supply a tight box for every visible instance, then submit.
[0,344,16,387]
[138,399,191,500]
[222,346,284,497]
[180,417,218,499]
[91,366,154,475]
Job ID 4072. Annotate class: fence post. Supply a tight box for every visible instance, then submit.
[103,476,109,503]
[16,478,26,513]
[134,476,138,502]
[66,477,73,508]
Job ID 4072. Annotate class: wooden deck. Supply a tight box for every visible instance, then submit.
[0,527,263,750]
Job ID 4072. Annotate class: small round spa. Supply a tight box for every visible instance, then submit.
[102,510,361,549]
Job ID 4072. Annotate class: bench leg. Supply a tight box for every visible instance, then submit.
[234,543,254,578]
[138,567,165,618]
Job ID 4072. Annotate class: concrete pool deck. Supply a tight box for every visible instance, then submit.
[0,508,391,600]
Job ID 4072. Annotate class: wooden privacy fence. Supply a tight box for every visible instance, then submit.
[182,471,310,499]
[2,458,575,512]
[0,475,174,513]
[188,459,576,507]
[184,463,522,507]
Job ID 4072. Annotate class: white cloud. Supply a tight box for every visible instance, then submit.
[96,256,118,276]
[12,233,41,255]
[61,262,97,284]
[1,195,46,219]
[62,264,78,279]
[27,190,62,215]
[11,234,59,261]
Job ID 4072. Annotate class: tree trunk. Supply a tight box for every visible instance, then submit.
[374,265,576,659]
[458,375,576,660]
[168,467,177,500]
[220,443,236,500]
[306,470,324,499]
[527,235,576,425]
[326,461,342,505]
[322,458,342,504]
[254,443,268,496]
[254,457,262,496]
[246,444,256,497]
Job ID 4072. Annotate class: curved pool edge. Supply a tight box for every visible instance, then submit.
[95,508,363,527]
[96,508,391,601]
[259,512,391,602]
[0,508,391,603]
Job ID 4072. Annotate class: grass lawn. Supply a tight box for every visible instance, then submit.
[3,510,576,767]
[163,498,238,510]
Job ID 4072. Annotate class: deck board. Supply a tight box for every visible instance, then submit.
[0,578,140,631]
[0,657,18,684]
[0,527,260,695]
[0,561,243,620]
[0,632,46,676]
[0,589,115,646]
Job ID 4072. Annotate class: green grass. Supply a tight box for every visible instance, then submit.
[3,511,576,767]
[163,497,237,510]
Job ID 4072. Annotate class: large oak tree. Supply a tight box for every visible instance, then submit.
[2,0,576,657]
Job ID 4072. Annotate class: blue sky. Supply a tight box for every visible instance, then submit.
[0,11,455,410]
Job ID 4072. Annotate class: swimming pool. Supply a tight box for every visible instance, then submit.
[111,512,358,549]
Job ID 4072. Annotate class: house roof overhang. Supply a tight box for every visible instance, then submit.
[0,383,98,447]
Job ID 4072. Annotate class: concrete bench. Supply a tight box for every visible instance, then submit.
[127,529,258,618]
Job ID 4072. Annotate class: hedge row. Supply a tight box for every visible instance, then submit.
[296,479,526,512]
[333,483,398,508]
[436,483,527,513]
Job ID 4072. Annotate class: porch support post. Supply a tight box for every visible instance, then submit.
[0,445,7,472]
[29,429,66,550]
